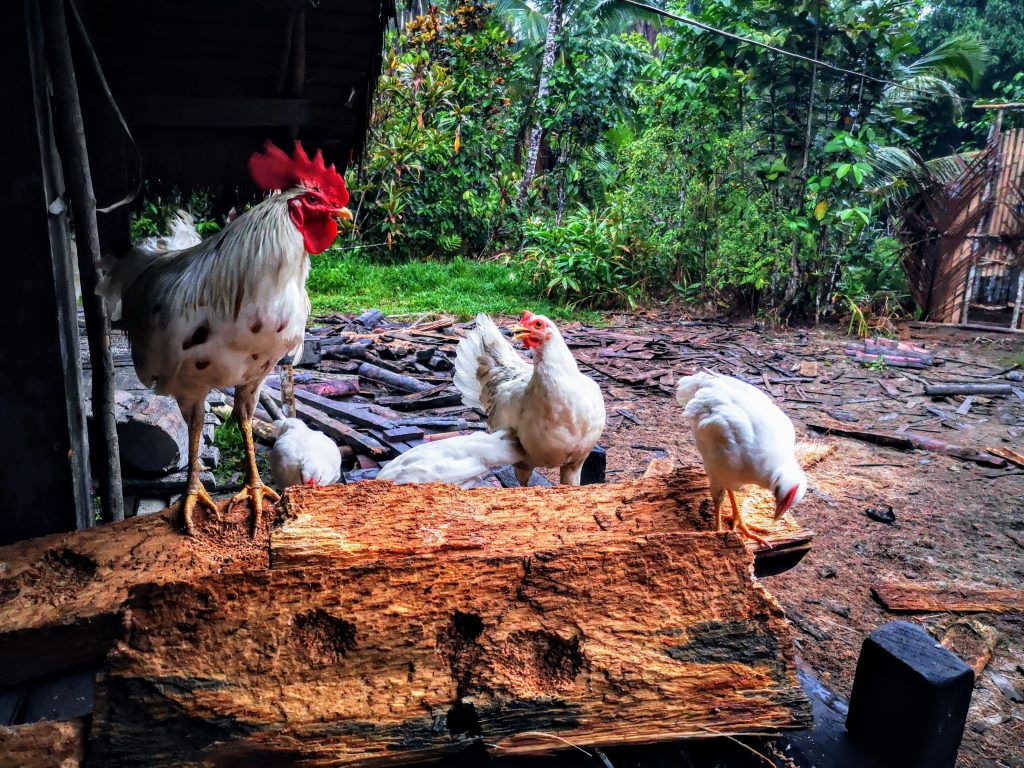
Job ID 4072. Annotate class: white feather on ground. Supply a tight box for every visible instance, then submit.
[270,418,342,489]
[376,429,524,488]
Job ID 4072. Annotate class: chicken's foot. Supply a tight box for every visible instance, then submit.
[178,400,219,535]
[228,415,280,533]
[728,489,773,548]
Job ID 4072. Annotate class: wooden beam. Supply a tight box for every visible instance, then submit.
[89,535,811,766]
[117,96,312,127]
[873,581,1024,614]
[275,466,813,575]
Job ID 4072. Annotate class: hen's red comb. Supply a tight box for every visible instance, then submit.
[248,141,349,207]
[521,310,535,324]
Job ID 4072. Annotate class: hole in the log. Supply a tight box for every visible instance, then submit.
[505,630,584,688]
[292,609,356,667]
[451,611,484,641]
[0,578,19,605]
[446,700,482,739]
[41,548,97,584]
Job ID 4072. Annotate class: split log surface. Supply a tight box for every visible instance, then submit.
[90,534,811,766]
[275,466,814,576]
[0,510,265,685]
[0,719,83,768]
[873,581,1024,614]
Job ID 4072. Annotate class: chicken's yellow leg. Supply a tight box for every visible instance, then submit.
[728,489,773,547]
[229,415,280,533]
[179,401,219,534]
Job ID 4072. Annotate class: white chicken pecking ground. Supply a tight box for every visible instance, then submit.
[269,418,342,489]
[676,371,807,546]
[376,429,524,488]
[454,312,605,486]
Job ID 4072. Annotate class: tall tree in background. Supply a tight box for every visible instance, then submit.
[516,0,563,202]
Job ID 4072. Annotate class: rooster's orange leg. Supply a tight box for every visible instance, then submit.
[228,388,279,533]
[178,400,219,534]
[728,489,773,548]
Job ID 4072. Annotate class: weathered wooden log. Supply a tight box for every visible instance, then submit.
[807,421,1007,468]
[322,342,371,360]
[304,377,361,398]
[275,466,814,575]
[358,361,434,393]
[0,509,265,685]
[923,383,1013,397]
[873,581,1024,614]
[89,534,811,766]
[114,393,188,474]
[0,719,83,768]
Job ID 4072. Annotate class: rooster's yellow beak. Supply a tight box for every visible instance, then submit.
[335,207,353,222]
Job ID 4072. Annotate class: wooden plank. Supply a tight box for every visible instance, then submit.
[89,535,811,766]
[0,510,266,685]
[275,465,814,576]
[291,386,398,430]
[0,719,83,768]
[873,581,1024,614]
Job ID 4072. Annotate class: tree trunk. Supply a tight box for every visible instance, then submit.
[516,0,564,205]
[89,534,810,766]
[43,0,124,523]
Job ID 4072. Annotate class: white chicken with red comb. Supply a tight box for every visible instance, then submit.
[676,372,807,546]
[454,312,605,486]
[98,141,351,534]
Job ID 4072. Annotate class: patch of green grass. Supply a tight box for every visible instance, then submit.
[307,253,600,323]
[212,419,270,488]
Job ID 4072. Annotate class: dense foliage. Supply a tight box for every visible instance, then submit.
[332,0,997,319]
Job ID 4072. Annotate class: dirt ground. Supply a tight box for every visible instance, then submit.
[573,312,1024,768]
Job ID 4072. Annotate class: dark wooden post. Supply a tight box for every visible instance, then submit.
[42,0,124,523]
[0,0,92,544]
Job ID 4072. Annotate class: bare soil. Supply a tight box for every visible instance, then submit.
[580,312,1024,768]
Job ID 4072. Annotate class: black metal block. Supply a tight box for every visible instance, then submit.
[580,445,606,485]
[846,621,973,768]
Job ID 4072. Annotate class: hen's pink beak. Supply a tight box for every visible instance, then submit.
[774,486,799,519]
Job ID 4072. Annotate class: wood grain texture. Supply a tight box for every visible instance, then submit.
[0,509,266,685]
[0,719,83,768]
[873,581,1024,614]
[90,534,810,767]
[275,465,814,576]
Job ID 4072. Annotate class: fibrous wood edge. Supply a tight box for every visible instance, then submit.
[0,508,267,685]
[89,533,811,767]
[873,581,1024,614]
[275,464,815,575]
[0,719,83,768]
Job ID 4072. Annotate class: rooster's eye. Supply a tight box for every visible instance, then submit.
[534,321,544,329]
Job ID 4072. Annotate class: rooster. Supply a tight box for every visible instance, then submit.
[676,372,806,545]
[98,142,351,533]
[270,418,342,489]
[454,313,605,486]
[377,429,523,487]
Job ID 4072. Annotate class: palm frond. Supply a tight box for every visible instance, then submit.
[901,33,990,88]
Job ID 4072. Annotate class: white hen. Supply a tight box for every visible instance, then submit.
[377,429,524,488]
[269,418,342,489]
[454,312,605,486]
[676,372,806,545]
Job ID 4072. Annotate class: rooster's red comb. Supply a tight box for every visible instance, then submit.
[248,141,349,207]
[520,310,535,324]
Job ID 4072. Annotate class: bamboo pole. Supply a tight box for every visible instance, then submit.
[42,0,124,523]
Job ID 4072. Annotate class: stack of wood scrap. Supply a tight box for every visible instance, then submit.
[0,465,813,766]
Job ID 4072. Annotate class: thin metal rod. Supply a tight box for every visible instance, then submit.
[43,0,124,523]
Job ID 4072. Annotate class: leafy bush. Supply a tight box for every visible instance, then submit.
[513,205,658,308]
